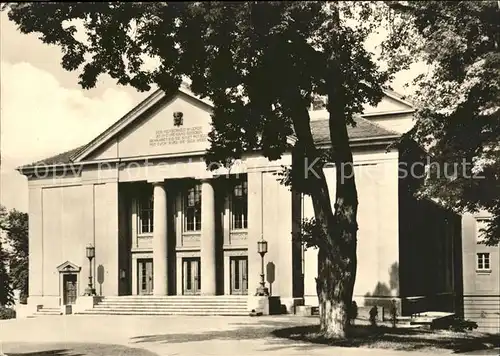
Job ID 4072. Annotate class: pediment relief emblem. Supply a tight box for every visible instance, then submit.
[173,111,184,127]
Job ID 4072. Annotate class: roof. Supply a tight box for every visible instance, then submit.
[22,117,399,169]
[19,88,403,170]
[308,116,398,146]
[23,145,86,168]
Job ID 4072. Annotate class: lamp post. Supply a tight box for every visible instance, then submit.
[84,243,96,296]
[255,239,269,296]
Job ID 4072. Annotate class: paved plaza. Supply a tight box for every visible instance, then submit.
[1,315,498,356]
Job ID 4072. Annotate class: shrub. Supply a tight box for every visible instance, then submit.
[0,306,16,320]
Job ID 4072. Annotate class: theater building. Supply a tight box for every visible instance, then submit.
[18,85,485,323]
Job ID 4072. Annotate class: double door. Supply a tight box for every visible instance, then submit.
[183,257,201,295]
[138,258,201,295]
[138,259,154,295]
[230,257,248,295]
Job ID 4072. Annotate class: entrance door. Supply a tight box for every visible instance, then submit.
[183,258,200,295]
[138,259,154,295]
[63,274,78,305]
[230,257,248,295]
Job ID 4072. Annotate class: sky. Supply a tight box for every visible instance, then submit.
[0,10,427,213]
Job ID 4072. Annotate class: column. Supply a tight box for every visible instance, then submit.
[201,179,217,295]
[152,181,168,295]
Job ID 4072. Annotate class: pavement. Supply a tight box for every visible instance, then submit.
[0,315,498,356]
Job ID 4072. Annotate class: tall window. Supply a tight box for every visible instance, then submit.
[231,179,248,230]
[184,184,202,231]
[138,194,154,234]
[477,253,491,271]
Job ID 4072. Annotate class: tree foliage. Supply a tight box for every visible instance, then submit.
[386,1,500,245]
[4,2,392,166]
[0,207,14,307]
[0,206,29,303]
[4,2,405,337]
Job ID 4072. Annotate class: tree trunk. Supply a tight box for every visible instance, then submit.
[288,92,358,339]
[316,105,358,339]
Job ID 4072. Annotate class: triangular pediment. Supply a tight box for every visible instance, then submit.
[79,89,213,162]
[56,261,81,273]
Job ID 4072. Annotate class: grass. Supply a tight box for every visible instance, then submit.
[272,323,500,353]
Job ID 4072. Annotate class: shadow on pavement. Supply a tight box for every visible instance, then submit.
[131,318,311,344]
[131,318,500,354]
[1,342,159,356]
[270,324,500,353]
[2,351,77,356]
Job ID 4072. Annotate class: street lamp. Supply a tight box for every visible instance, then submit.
[84,243,96,296]
[255,239,269,296]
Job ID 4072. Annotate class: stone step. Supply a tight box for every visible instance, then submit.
[77,295,251,316]
[101,298,248,302]
[82,308,247,315]
[94,303,247,309]
[34,311,63,316]
[104,294,246,297]
[99,301,247,308]
[78,309,249,316]
[96,304,247,310]
[92,306,246,311]
[103,297,247,301]
[99,300,246,303]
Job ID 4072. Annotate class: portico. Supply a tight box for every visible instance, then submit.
[129,175,248,297]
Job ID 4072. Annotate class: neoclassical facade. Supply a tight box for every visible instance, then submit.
[19,86,469,318]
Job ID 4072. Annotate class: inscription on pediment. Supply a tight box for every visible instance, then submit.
[149,126,206,147]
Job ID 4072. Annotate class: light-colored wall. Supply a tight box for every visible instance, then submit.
[247,154,296,309]
[309,95,413,123]
[362,95,412,115]
[262,170,293,298]
[462,212,500,332]
[303,148,400,306]
[88,139,119,161]
[41,185,88,304]
[462,212,499,295]
[365,113,415,135]
[94,182,120,296]
[28,186,43,299]
[26,171,119,307]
